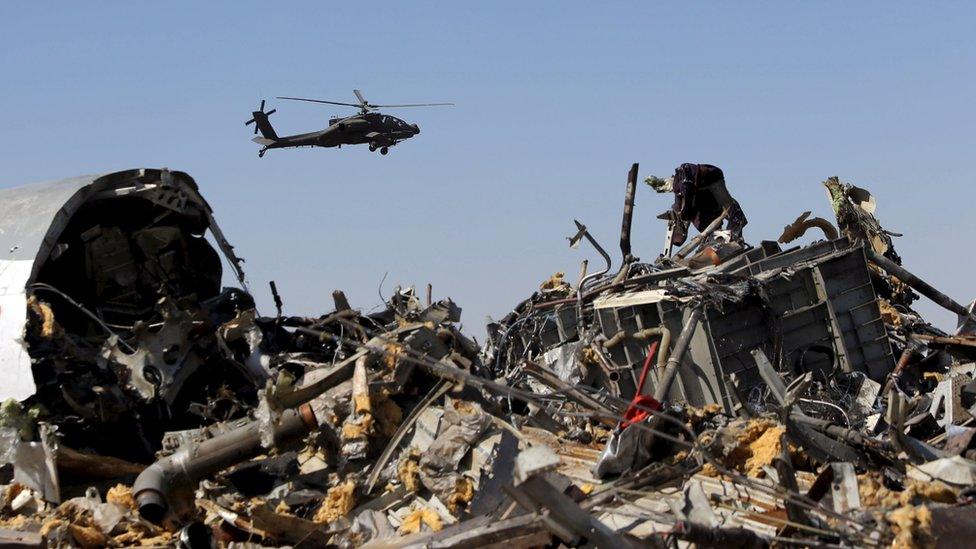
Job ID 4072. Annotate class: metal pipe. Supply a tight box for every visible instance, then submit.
[572,220,613,290]
[588,341,625,397]
[865,248,973,319]
[133,405,318,523]
[673,208,729,260]
[881,345,920,396]
[652,309,703,402]
[618,163,638,263]
[602,326,672,371]
[610,164,640,287]
[30,283,136,352]
[672,520,769,548]
[601,331,628,348]
[574,259,588,296]
[787,412,888,451]
[570,220,612,322]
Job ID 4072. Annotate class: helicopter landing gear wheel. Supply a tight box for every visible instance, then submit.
[380,147,389,155]
[369,143,377,152]
[258,150,266,158]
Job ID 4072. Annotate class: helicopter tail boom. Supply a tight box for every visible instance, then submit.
[248,111,278,140]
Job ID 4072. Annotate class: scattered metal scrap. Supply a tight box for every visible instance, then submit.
[1,165,975,548]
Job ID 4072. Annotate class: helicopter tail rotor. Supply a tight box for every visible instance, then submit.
[245,100,279,139]
[245,100,277,135]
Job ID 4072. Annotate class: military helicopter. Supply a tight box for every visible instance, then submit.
[245,90,453,157]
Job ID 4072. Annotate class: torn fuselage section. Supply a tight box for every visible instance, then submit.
[1,169,259,458]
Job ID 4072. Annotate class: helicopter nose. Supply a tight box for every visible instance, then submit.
[412,124,420,134]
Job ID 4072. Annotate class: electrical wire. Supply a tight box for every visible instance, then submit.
[29,283,135,352]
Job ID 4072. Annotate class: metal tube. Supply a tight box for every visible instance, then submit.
[602,331,628,348]
[672,520,769,548]
[641,327,672,371]
[602,326,671,371]
[133,405,318,523]
[673,208,729,260]
[572,220,613,322]
[574,259,588,296]
[574,221,613,290]
[865,248,972,319]
[881,345,920,396]
[788,412,877,450]
[652,309,703,402]
[619,163,638,263]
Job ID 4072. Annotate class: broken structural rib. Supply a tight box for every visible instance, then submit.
[778,211,839,243]
[866,248,973,319]
[618,163,639,263]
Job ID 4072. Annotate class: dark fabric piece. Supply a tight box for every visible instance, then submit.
[669,163,748,246]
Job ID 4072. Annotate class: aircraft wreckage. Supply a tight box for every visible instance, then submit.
[1,165,975,548]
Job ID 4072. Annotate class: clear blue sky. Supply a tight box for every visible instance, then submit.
[2,3,974,335]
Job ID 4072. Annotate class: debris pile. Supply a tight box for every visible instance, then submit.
[2,166,975,547]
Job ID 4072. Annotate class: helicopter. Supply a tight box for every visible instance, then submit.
[245,90,453,157]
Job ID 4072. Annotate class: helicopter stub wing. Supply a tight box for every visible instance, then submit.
[364,131,395,146]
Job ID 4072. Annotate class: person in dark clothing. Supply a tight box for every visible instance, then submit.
[653,163,748,247]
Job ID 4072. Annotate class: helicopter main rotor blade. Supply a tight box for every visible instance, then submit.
[276,96,363,108]
[353,89,367,106]
[370,102,455,108]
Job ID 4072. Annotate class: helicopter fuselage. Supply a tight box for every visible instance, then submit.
[260,112,420,154]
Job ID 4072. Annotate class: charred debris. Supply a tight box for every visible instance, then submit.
[2,166,976,548]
